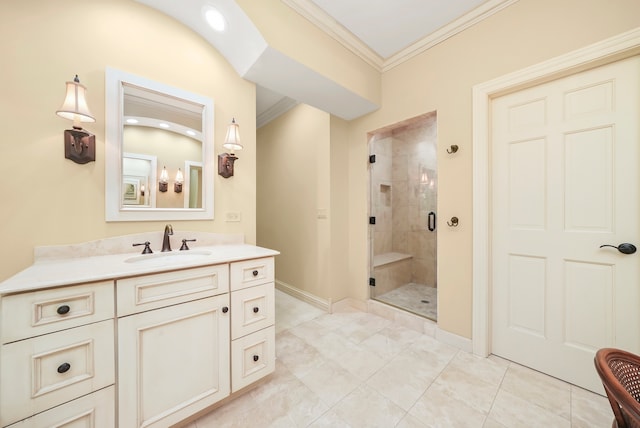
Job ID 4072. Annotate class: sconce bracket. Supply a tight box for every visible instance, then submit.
[218,153,238,178]
[159,182,168,192]
[64,128,95,164]
[174,182,183,193]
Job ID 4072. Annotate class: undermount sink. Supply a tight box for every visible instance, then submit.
[125,250,212,265]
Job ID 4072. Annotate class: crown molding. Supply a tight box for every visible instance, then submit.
[282,0,384,70]
[383,0,519,71]
[283,0,519,72]
[257,96,299,128]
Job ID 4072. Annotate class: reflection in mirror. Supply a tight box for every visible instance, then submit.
[122,153,156,208]
[106,68,214,221]
[184,161,203,208]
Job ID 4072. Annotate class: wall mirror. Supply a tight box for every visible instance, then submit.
[105,67,214,221]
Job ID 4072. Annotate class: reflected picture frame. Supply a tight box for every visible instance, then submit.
[122,176,141,205]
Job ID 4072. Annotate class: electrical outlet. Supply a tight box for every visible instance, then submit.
[225,211,241,222]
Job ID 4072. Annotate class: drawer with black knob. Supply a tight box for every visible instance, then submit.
[1,281,114,344]
[0,319,115,426]
[230,257,274,291]
[231,326,275,392]
[231,283,275,339]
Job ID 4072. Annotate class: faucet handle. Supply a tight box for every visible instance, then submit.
[180,239,196,251]
[133,241,153,254]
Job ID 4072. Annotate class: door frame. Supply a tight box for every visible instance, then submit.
[472,27,640,357]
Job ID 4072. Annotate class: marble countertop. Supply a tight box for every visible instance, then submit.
[0,232,279,295]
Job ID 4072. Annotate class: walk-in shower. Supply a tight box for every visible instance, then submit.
[368,112,437,320]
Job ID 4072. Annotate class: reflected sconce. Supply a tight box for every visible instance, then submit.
[159,166,169,192]
[218,118,242,178]
[140,184,145,197]
[174,168,184,193]
[56,75,96,164]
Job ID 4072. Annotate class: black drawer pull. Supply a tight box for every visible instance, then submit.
[57,363,71,374]
[253,355,259,362]
[252,270,259,277]
[222,306,229,313]
[57,305,71,315]
[253,307,259,313]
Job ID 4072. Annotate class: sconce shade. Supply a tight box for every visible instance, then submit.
[174,168,184,193]
[159,166,169,192]
[56,75,95,164]
[223,118,242,151]
[56,76,95,125]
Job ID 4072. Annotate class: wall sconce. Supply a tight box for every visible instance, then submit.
[56,75,96,164]
[218,118,243,178]
[140,184,145,196]
[174,168,184,193]
[159,166,169,192]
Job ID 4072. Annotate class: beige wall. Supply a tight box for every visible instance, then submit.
[0,0,257,281]
[257,105,351,304]
[347,0,640,338]
[256,104,331,300]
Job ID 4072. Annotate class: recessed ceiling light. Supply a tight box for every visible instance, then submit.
[126,118,139,124]
[159,122,170,128]
[204,6,226,32]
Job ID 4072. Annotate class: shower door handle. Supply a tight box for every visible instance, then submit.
[428,212,436,232]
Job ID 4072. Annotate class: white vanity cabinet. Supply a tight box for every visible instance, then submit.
[0,281,116,428]
[230,258,276,392]
[0,239,278,428]
[116,265,230,428]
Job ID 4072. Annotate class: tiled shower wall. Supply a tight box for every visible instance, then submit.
[371,113,437,288]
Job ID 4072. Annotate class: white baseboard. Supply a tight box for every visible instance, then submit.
[436,327,473,353]
[275,280,331,312]
[331,297,368,313]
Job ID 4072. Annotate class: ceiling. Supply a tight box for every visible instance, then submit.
[136,0,516,126]
[257,0,513,125]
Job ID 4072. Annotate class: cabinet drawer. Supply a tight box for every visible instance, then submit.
[6,386,115,428]
[1,281,114,344]
[230,257,274,291]
[117,264,229,316]
[0,320,115,427]
[231,326,275,392]
[231,283,275,340]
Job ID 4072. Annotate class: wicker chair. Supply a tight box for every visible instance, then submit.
[594,348,640,428]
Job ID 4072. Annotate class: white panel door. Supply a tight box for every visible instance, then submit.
[491,56,640,392]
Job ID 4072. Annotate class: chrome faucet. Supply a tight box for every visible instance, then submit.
[161,224,173,252]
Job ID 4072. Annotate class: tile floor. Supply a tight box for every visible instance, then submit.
[375,283,437,321]
[191,290,613,427]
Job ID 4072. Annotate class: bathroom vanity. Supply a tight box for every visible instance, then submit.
[0,233,278,427]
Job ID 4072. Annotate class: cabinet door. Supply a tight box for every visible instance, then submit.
[117,295,230,428]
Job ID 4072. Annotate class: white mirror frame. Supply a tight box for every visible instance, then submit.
[105,67,214,221]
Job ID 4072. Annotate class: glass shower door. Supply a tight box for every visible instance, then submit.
[368,113,438,320]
